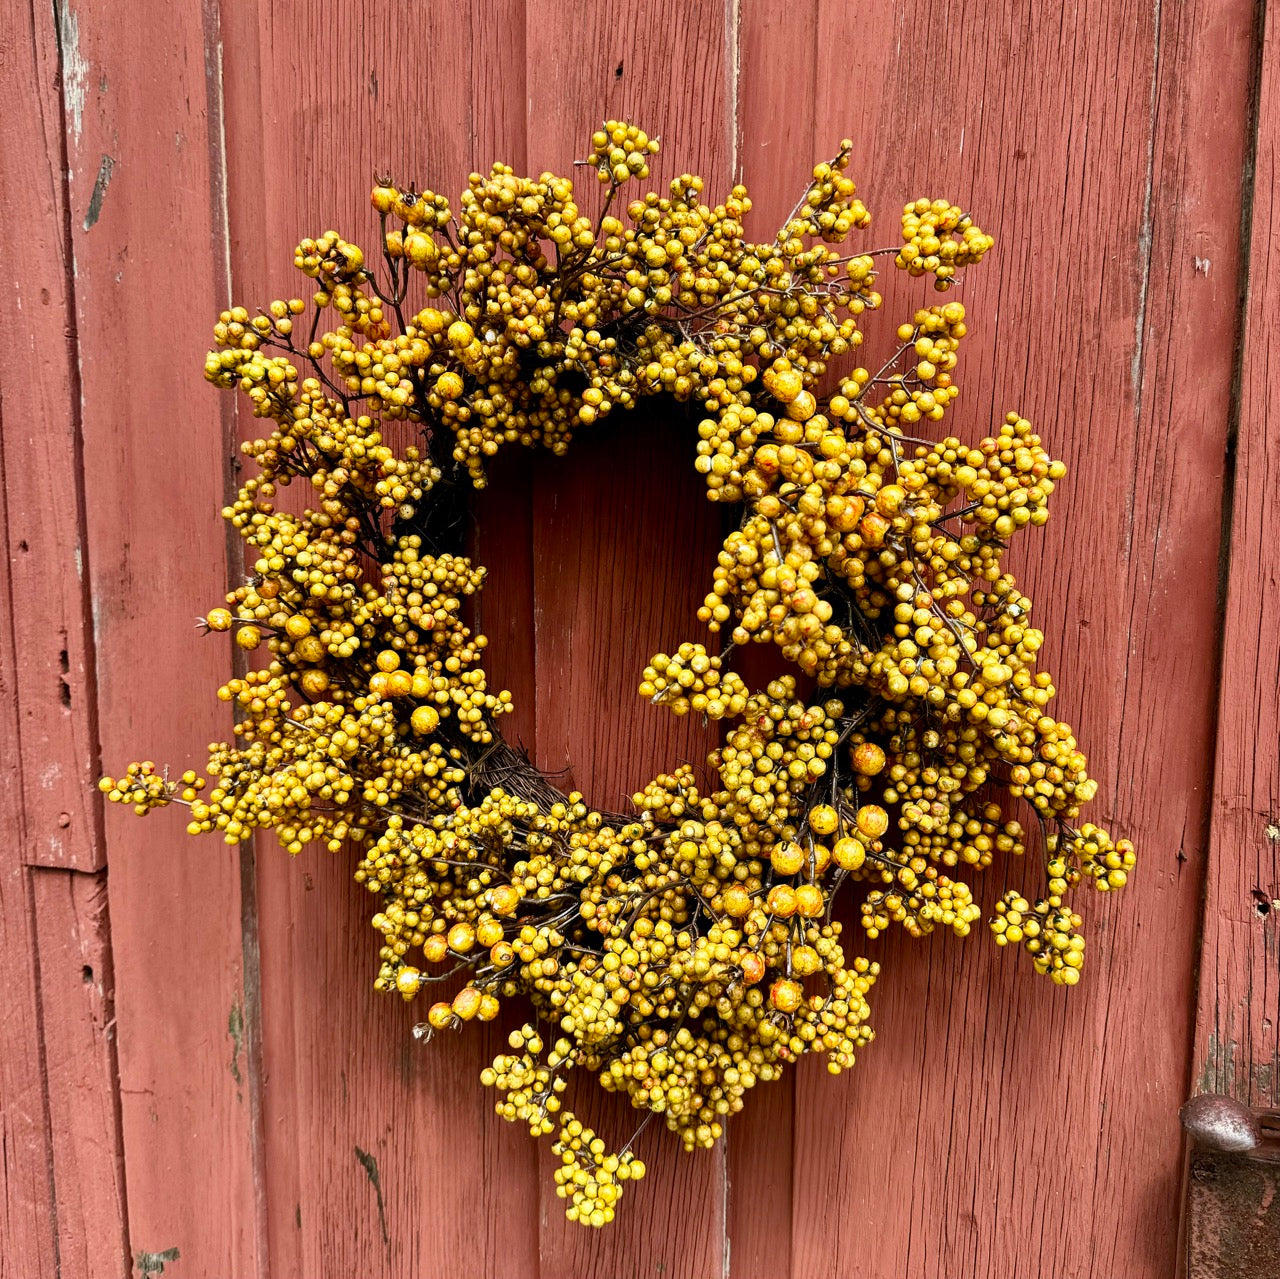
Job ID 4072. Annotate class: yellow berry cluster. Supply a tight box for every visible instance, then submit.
[897,198,994,288]
[639,643,749,718]
[552,1113,646,1228]
[101,763,204,814]
[101,121,1134,1226]
[587,121,660,183]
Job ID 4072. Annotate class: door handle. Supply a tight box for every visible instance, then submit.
[1180,1094,1280,1277]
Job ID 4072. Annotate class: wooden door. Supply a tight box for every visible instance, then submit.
[2,2,1276,1277]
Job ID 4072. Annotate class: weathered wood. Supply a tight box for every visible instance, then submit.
[0,5,76,1272]
[786,3,1257,1277]
[2,2,129,1275]
[1194,0,1280,1113]
[525,3,735,1274]
[529,413,728,1277]
[721,5,822,1271]
[1,1,1271,1275]
[0,0,104,877]
[0,388,57,1279]
[216,5,540,1276]
[30,868,129,1279]
[65,0,264,1271]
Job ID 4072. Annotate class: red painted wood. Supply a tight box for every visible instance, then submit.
[3,3,132,1276]
[465,19,547,1274]
[0,883,56,1279]
[65,0,264,1271]
[2,2,1271,1275]
[785,3,1256,1278]
[0,0,104,876]
[30,868,129,1279]
[721,6,822,1272]
[1194,0,1280,1112]
[0,393,57,1279]
[217,5,541,1276]
[524,4,735,1275]
[529,414,728,1279]
[525,3,737,1273]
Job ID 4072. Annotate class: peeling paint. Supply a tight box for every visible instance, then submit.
[83,155,116,230]
[1195,255,1212,275]
[134,1247,180,1276]
[57,3,90,147]
[1254,1061,1275,1098]
[227,1001,244,1090]
[1199,1029,1234,1096]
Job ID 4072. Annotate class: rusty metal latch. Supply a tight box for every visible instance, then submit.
[1180,1094,1280,1277]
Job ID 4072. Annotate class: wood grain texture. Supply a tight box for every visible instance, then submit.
[530,414,728,1279]
[30,868,129,1279]
[722,4,819,1272]
[786,3,1257,1278]
[525,4,735,1274]
[65,0,264,1271]
[1194,0,1280,1112]
[0,0,105,875]
[0,377,57,1279]
[2,1,1272,1275]
[217,4,540,1276]
[2,2,129,1275]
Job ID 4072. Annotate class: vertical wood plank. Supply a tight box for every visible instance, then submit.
[0,0,105,875]
[30,868,130,1279]
[785,3,1257,1278]
[0,398,58,1279]
[217,4,541,1275]
[1088,1,1260,1266]
[0,883,56,1279]
[5,6,1263,1279]
[466,12,546,1276]
[67,0,264,1270]
[724,4,818,1274]
[3,2,131,1276]
[471,0,536,760]
[208,9,274,1266]
[524,4,733,1275]
[1194,0,1280,1112]
[1,9,133,1278]
[530,415,725,809]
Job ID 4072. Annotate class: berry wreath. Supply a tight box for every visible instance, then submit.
[101,121,1136,1229]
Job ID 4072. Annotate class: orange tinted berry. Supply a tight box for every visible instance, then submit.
[855,805,890,839]
[809,804,839,836]
[770,979,803,1013]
